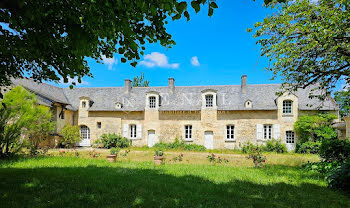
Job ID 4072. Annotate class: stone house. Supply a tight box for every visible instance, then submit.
[11,76,340,151]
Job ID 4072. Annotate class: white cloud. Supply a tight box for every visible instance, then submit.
[59,77,89,86]
[140,52,179,69]
[191,56,200,66]
[101,55,118,70]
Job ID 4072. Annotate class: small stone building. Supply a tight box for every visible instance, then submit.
[11,76,340,151]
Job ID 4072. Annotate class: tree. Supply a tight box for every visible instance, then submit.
[0,86,54,157]
[334,87,350,118]
[132,72,150,87]
[1,0,218,97]
[60,125,81,148]
[251,0,350,99]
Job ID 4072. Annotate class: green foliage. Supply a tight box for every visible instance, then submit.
[110,147,119,155]
[251,0,350,98]
[60,125,81,148]
[1,0,218,97]
[326,159,350,194]
[240,142,262,154]
[303,161,341,174]
[0,86,54,157]
[334,88,350,118]
[207,153,229,164]
[172,153,184,162]
[296,141,321,154]
[132,72,149,87]
[154,149,164,157]
[263,139,288,153]
[101,133,131,149]
[154,138,206,152]
[319,139,350,163]
[247,148,266,168]
[294,114,337,143]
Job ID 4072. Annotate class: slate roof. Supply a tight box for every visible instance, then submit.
[12,78,339,112]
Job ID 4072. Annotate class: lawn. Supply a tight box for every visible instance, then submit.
[0,151,349,208]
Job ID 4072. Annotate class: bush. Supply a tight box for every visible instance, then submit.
[296,141,321,154]
[154,149,164,156]
[303,161,341,174]
[263,139,288,153]
[153,139,206,152]
[319,139,350,162]
[247,148,266,168]
[110,147,119,155]
[241,142,261,154]
[101,133,131,149]
[183,144,206,151]
[60,125,81,148]
[326,159,350,194]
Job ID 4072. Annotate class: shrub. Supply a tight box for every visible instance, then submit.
[207,153,229,164]
[183,144,206,151]
[172,153,184,162]
[319,139,350,163]
[154,149,164,156]
[101,133,131,149]
[326,159,350,194]
[153,139,206,152]
[247,148,266,168]
[241,142,261,154]
[295,141,321,154]
[110,147,119,155]
[264,139,288,153]
[60,125,81,148]
[303,161,341,174]
[92,139,104,148]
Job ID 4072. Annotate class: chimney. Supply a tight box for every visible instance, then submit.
[241,75,247,94]
[124,79,132,94]
[168,78,175,93]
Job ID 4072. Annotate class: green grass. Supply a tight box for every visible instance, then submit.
[0,155,349,207]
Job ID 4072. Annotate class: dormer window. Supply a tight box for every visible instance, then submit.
[245,100,252,108]
[205,95,214,107]
[283,100,292,114]
[149,96,156,108]
[82,101,86,108]
[115,102,123,109]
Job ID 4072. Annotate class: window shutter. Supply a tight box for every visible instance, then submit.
[273,124,280,139]
[137,124,142,138]
[257,124,263,140]
[123,124,128,138]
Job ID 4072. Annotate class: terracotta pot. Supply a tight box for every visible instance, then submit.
[154,156,164,165]
[107,154,117,162]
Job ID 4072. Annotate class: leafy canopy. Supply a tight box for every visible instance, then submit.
[334,88,350,118]
[251,0,350,99]
[1,0,218,97]
[132,72,150,87]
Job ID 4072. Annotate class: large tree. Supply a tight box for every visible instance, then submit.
[251,0,350,99]
[1,0,218,97]
[334,87,350,118]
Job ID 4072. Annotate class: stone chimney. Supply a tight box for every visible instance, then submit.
[124,79,132,94]
[241,75,247,94]
[168,78,175,94]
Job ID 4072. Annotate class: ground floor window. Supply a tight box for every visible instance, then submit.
[226,125,234,140]
[264,124,272,139]
[286,131,295,143]
[80,125,90,140]
[130,124,137,138]
[185,125,192,140]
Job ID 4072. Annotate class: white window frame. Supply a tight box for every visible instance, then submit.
[80,125,90,140]
[226,125,235,140]
[149,96,156,109]
[82,101,86,108]
[286,131,295,143]
[184,125,192,140]
[283,100,292,114]
[205,95,214,107]
[263,124,272,139]
[130,124,137,138]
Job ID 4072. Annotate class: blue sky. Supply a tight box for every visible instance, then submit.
[54,0,276,88]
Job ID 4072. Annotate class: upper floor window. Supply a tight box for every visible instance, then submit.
[286,131,295,143]
[283,100,292,114]
[184,125,192,140]
[245,100,252,108]
[226,125,234,140]
[82,101,86,108]
[130,124,137,138]
[263,124,272,139]
[97,122,102,129]
[205,95,214,107]
[149,96,156,108]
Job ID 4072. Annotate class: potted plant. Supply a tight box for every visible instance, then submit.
[154,149,164,165]
[107,147,119,162]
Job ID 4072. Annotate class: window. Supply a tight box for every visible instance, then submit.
[286,131,295,143]
[226,125,235,140]
[263,125,272,139]
[130,124,137,138]
[80,125,90,140]
[59,109,65,119]
[283,100,292,114]
[97,122,101,129]
[205,95,213,107]
[82,101,86,108]
[149,96,156,108]
[184,125,192,140]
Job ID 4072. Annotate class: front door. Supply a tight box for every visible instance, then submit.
[148,130,155,147]
[204,131,214,149]
[79,125,91,147]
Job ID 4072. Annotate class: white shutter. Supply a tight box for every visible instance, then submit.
[123,124,128,138]
[273,124,280,139]
[137,124,142,138]
[257,124,263,141]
